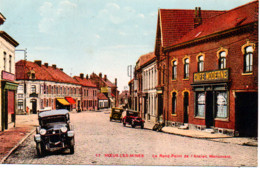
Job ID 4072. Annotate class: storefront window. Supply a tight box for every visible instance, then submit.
[216,92,228,118]
[196,92,205,117]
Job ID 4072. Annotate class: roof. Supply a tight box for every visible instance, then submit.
[102,78,116,88]
[168,0,258,48]
[137,52,156,70]
[15,60,80,85]
[98,93,108,100]
[157,9,225,47]
[38,109,69,118]
[0,31,19,47]
[74,76,97,88]
[128,78,134,85]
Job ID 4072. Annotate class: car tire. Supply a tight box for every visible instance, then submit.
[141,123,144,129]
[69,138,75,154]
[152,124,159,131]
[131,121,135,128]
[36,143,45,157]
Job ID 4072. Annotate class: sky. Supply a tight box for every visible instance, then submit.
[0,0,254,92]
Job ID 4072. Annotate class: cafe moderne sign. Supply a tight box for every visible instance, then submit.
[194,69,229,83]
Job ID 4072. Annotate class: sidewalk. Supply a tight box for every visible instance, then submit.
[144,121,258,147]
[0,114,38,163]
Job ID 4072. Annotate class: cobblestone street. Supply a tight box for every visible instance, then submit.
[4,110,257,166]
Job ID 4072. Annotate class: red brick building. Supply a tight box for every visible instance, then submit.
[74,74,98,111]
[155,1,258,136]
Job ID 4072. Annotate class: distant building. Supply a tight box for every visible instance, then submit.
[15,60,81,114]
[97,93,109,109]
[118,90,130,108]
[74,73,98,111]
[89,73,119,108]
[0,13,19,131]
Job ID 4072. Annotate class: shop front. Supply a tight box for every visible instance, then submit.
[1,80,18,131]
[191,69,230,130]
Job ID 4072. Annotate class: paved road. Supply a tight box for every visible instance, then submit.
[4,110,257,166]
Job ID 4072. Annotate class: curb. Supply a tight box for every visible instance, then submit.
[145,126,258,147]
[0,128,36,164]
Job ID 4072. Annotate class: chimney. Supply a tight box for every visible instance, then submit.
[44,63,48,67]
[104,75,107,81]
[34,60,42,66]
[60,68,63,71]
[80,73,84,79]
[99,73,102,78]
[86,74,89,79]
[194,7,202,28]
[115,78,117,86]
[52,64,56,69]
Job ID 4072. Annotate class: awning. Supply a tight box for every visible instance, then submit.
[57,98,70,106]
[65,97,76,104]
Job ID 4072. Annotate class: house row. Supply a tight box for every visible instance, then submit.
[129,1,258,137]
[16,60,119,115]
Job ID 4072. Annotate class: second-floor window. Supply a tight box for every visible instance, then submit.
[31,85,36,93]
[3,52,6,71]
[9,55,12,72]
[172,61,177,80]
[198,56,204,72]
[184,58,189,79]
[219,51,226,69]
[244,46,253,73]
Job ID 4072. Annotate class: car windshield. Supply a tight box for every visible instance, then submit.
[40,115,67,126]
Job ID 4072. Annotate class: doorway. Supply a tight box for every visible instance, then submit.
[205,91,214,128]
[158,94,163,122]
[235,92,258,137]
[183,92,189,123]
[31,99,37,114]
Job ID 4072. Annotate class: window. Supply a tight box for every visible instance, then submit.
[198,56,204,72]
[219,51,226,69]
[41,99,43,109]
[87,90,88,96]
[9,55,12,72]
[244,46,253,73]
[216,92,228,118]
[172,61,177,80]
[172,92,177,115]
[31,85,36,93]
[18,94,23,98]
[196,92,205,117]
[3,52,6,71]
[18,99,23,110]
[184,58,189,78]
[46,99,49,107]
[163,65,165,84]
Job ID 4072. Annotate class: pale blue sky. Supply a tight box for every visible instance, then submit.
[0,0,254,91]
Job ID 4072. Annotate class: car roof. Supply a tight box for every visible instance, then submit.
[39,109,69,118]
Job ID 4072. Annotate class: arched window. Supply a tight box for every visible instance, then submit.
[172,92,177,115]
[198,56,204,72]
[219,51,226,69]
[184,58,189,78]
[196,92,205,117]
[172,61,177,80]
[244,46,253,73]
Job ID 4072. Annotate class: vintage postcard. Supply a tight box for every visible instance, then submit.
[0,0,258,167]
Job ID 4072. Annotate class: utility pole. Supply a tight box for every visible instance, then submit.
[15,48,27,114]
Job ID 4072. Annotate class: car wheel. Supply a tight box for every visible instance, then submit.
[36,143,45,157]
[69,138,75,154]
[131,121,135,128]
[152,124,159,131]
[141,123,144,129]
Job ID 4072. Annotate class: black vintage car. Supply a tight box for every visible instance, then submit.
[34,109,75,157]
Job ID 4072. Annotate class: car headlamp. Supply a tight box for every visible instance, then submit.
[39,129,47,135]
[61,127,68,133]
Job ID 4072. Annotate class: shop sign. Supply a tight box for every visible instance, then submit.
[194,69,229,83]
[101,87,108,93]
[2,71,15,82]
